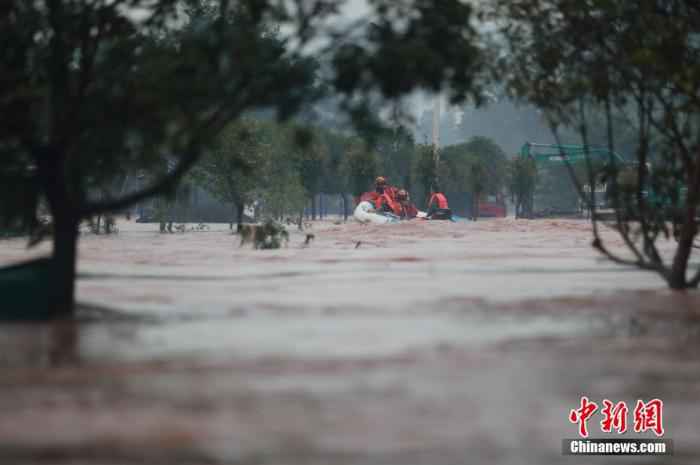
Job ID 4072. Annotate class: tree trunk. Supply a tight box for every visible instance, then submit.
[50,209,79,317]
[234,200,244,233]
[104,215,113,234]
[298,208,304,231]
[36,146,79,318]
[668,190,698,289]
[668,230,693,289]
[158,199,167,233]
[342,194,348,221]
[312,195,317,220]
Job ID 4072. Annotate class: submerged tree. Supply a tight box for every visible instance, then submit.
[507,157,537,218]
[374,125,417,194]
[436,136,508,218]
[343,140,379,203]
[295,128,326,221]
[413,144,438,207]
[440,137,508,194]
[256,123,308,223]
[192,119,269,232]
[320,130,357,220]
[494,0,700,289]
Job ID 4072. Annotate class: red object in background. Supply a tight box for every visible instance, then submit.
[478,193,507,218]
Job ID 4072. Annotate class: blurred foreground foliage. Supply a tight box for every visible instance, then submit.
[493,0,700,289]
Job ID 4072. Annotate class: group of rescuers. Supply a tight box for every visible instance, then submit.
[359,176,452,220]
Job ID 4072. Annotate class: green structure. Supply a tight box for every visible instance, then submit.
[517,142,628,217]
[519,142,626,165]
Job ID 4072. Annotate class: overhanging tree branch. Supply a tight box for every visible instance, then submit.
[80,105,236,217]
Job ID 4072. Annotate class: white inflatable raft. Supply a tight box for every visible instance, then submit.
[353,201,400,224]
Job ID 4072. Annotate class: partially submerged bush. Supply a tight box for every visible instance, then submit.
[240,220,289,249]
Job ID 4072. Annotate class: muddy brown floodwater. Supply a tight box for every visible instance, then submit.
[1,218,699,465]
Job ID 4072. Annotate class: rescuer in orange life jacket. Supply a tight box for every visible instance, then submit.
[360,176,401,215]
[359,176,386,204]
[427,184,452,220]
[396,189,418,219]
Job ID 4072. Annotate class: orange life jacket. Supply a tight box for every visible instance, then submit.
[377,192,402,215]
[429,192,449,209]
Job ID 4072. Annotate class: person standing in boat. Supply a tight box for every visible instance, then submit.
[427,184,452,220]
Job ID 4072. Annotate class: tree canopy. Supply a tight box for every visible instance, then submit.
[494,0,700,288]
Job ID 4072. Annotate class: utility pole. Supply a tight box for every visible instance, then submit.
[432,96,440,158]
[431,96,440,186]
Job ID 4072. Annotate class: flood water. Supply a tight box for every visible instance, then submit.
[1,219,699,464]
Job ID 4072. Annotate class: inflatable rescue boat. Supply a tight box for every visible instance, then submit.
[353,201,400,224]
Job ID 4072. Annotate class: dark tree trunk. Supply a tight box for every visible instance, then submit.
[234,200,244,233]
[158,199,168,233]
[342,194,348,221]
[668,181,698,289]
[311,195,317,220]
[298,208,304,231]
[229,204,235,230]
[669,224,694,289]
[50,208,79,317]
[36,147,79,318]
[166,201,174,233]
[104,215,113,234]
